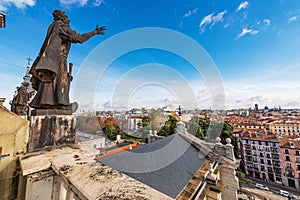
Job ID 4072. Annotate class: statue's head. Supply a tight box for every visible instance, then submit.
[52,10,67,22]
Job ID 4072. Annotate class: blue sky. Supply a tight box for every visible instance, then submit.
[1,0,300,110]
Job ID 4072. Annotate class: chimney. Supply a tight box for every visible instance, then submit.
[0,98,5,107]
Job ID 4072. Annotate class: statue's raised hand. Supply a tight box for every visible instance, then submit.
[95,25,106,35]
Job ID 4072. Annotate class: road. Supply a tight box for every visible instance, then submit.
[242,187,288,200]
[247,177,300,198]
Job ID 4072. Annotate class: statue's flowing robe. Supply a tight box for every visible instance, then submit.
[29,20,81,109]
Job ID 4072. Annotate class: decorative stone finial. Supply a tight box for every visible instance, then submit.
[149,130,153,135]
[153,130,157,136]
[226,138,231,144]
[216,137,221,145]
[179,116,183,122]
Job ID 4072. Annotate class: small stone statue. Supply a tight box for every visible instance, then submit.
[29,10,106,112]
[11,82,30,115]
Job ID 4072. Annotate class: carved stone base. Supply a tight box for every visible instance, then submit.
[28,115,76,152]
[31,109,72,116]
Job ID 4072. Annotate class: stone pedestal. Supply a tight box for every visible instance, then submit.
[28,115,76,152]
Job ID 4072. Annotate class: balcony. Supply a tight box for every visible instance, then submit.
[274,169,282,175]
[268,169,273,173]
[272,155,280,160]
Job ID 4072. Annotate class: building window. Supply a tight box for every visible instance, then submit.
[296,150,300,156]
[265,142,269,146]
[297,165,300,171]
[267,160,272,165]
[286,156,291,162]
[285,149,289,154]
[286,170,294,178]
[296,157,300,163]
[260,152,264,157]
[287,162,292,169]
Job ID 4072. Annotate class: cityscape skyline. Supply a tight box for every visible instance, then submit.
[1,0,300,110]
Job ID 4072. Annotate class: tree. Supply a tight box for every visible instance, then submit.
[158,115,178,136]
[187,122,205,139]
[100,117,120,141]
[103,125,117,141]
[236,171,252,187]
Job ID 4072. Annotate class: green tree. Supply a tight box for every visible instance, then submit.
[187,122,205,139]
[236,171,252,187]
[198,117,210,136]
[103,125,117,141]
[158,115,178,136]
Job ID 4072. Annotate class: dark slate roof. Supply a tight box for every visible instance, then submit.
[99,134,208,198]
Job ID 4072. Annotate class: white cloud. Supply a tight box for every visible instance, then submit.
[199,12,214,27]
[211,10,227,26]
[59,0,88,7]
[0,0,35,11]
[288,16,299,23]
[199,10,227,32]
[183,8,198,18]
[224,23,230,28]
[236,1,249,12]
[238,27,259,38]
[263,19,271,26]
[93,0,103,7]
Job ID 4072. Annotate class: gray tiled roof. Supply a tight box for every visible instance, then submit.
[99,134,208,198]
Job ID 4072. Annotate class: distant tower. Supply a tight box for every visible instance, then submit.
[254,104,258,113]
[178,105,181,116]
[24,57,34,93]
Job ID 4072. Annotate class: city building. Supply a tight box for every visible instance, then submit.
[267,119,300,136]
[240,131,283,184]
[0,12,5,28]
[127,113,150,132]
[278,136,300,189]
[0,98,29,199]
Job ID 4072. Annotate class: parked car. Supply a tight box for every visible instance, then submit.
[279,190,289,197]
[289,194,299,200]
[255,183,269,191]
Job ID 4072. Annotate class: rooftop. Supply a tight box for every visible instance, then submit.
[99,134,209,198]
[19,146,171,199]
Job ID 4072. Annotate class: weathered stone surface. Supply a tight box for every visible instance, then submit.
[0,103,29,200]
[28,115,76,151]
[31,109,72,116]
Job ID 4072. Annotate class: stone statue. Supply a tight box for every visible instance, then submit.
[29,10,105,113]
[11,82,30,115]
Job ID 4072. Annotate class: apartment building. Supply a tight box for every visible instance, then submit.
[267,120,300,136]
[240,131,283,184]
[278,136,300,190]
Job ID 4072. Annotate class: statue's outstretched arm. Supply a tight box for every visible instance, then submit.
[76,25,106,43]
